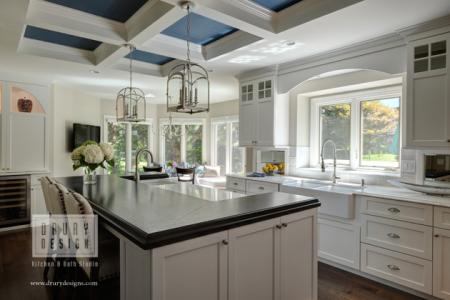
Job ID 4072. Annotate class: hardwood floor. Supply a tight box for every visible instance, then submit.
[0,228,424,300]
[318,262,424,300]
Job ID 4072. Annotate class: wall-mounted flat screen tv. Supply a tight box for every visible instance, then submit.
[72,123,101,150]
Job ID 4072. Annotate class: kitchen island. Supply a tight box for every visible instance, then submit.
[57,175,320,300]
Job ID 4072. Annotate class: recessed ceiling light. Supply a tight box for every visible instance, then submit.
[251,40,302,55]
[89,69,100,74]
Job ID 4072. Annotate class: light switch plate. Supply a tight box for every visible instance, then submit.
[401,159,416,173]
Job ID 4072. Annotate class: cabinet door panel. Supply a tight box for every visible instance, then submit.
[257,100,274,146]
[8,114,46,172]
[318,218,360,269]
[229,218,280,300]
[433,228,450,300]
[411,74,448,144]
[152,231,228,300]
[280,210,317,300]
[239,103,257,146]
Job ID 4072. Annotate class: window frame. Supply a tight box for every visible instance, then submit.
[210,116,246,175]
[103,115,154,173]
[159,118,206,164]
[310,85,402,171]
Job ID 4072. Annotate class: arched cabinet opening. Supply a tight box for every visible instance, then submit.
[10,86,45,114]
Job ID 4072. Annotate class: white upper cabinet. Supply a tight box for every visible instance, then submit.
[0,81,49,173]
[406,32,450,147]
[239,77,289,147]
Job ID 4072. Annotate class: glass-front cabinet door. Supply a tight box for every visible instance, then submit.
[240,82,254,105]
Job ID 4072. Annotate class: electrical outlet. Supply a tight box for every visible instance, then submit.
[401,160,416,173]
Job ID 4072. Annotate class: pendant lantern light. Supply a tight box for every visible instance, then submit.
[166,1,210,114]
[116,44,146,122]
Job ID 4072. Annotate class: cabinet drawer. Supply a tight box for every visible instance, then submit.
[226,177,246,192]
[434,206,450,230]
[246,180,279,194]
[361,244,432,294]
[361,215,432,259]
[359,195,433,225]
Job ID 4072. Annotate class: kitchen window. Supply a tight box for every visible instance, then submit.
[159,118,206,165]
[104,116,154,173]
[310,86,401,170]
[211,117,245,175]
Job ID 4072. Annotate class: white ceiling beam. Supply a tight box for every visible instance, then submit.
[18,38,95,65]
[203,30,262,61]
[274,0,364,34]
[26,0,126,45]
[141,34,205,62]
[112,58,163,77]
[96,1,186,68]
[161,0,277,39]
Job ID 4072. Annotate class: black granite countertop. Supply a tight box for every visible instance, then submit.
[56,175,320,249]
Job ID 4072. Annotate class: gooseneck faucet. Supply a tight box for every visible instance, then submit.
[320,139,340,184]
[134,148,154,183]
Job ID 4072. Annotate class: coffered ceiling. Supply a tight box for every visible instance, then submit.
[0,0,449,103]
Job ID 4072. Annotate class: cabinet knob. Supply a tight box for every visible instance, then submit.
[387,233,400,239]
[387,264,400,271]
[447,139,450,143]
[281,223,288,228]
[388,207,400,214]
[435,234,440,238]
[233,182,238,186]
[276,224,282,229]
[258,186,265,190]
[222,240,229,245]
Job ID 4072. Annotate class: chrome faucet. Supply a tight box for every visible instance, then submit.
[320,139,340,184]
[134,148,154,182]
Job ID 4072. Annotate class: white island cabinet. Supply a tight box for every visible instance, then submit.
[149,209,317,300]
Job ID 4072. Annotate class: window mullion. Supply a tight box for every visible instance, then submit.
[350,99,360,170]
[125,123,132,173]
[226,122,232,174]
[181,125,186,163]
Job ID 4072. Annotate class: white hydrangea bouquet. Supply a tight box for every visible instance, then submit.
[71,141,115,184]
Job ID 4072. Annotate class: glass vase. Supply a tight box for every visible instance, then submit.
[83,168,97,185]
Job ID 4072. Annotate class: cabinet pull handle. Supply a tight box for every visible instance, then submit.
[388,207,400,214]
[222,240,229,245]
[258,186,264,190]
[282,223,288,228]
[233,182,238,185]
[387,233,400,239]
[387,264,400,271]
[276,224,282,229]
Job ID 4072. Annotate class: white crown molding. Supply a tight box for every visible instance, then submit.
[396,14,450,41]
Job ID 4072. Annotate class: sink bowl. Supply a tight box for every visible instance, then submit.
[120,172,169,181]
[280,181,359,219]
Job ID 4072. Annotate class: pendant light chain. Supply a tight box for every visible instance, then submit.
[186,5,191,64]
[129,45,134,88]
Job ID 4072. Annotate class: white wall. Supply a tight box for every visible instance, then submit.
[52,84,103,177]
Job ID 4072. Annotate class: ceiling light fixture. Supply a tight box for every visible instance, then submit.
[166,1,210,114]
[116,44,146,122]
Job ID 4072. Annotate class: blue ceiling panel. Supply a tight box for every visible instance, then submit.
[45,0,147,23]
[161,13,237,46]
[126,50,174,65]
[24,25,101,51]
[251,0,302,12]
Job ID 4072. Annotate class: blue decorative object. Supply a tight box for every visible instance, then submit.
[45,0,147,23]
[247,172,266,177]
[24,25,101,51]
[162,12,237,45]
[125,49,173,65]
[251,0,301,12]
